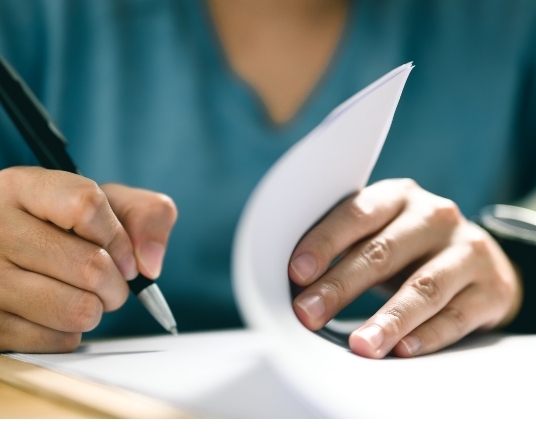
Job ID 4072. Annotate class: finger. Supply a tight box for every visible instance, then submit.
[0,208,129,311]
[289,178,413,285]
[0,167,137,280]
[391,283,503,357]
[0,263,103,332]
[0,310,81,353]
[293,208,455,330]
[348,244,479,358]
[101,184,178,279]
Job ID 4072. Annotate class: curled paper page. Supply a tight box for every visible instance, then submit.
[232,62,414,336]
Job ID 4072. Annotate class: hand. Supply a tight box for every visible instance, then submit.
[0,167,177,353]
[289,179,522,358]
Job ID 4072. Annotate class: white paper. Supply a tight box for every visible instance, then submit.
[9,330,319,418]
[10,330,536,418]
[11,63,534,418]
[232,62,414,335]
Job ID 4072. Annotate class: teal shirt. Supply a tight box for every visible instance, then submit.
[0,0,535,337]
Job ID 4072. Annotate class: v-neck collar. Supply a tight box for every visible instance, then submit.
[191,0,363,134]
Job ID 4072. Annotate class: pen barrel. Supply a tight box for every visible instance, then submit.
[0,55,77,173]
[128,274,155,296]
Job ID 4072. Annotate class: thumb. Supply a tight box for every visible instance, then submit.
[100,183,178,280]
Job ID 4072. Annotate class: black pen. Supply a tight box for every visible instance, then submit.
[0,54,178,336]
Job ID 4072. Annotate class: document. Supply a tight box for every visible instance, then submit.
[11,63,534,418]
[10,330,319,418]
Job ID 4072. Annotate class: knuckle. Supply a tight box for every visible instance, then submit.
[378,177,418,192]
[467,230,492,256]
[408,274,443,306]
[399,177,419,191]
[307,227,336,259]
[378,306,406,335]
[64,291,103,332]
[80,248,114,292]
[71,181,107,225]
[346,195,373,223]
[361,237,393,274]
[430,198,462,227]
[321,274,352,307]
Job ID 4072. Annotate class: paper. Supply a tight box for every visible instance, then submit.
[9,330,536,417]
[10,330,319,418]
[12,63,535,418]
[232,62,414,335]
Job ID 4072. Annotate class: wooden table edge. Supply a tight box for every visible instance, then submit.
[0,355,192,419]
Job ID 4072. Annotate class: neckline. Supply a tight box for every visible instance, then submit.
[194,0,362,132]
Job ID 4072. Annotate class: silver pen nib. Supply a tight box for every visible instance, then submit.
[136,283,178,335]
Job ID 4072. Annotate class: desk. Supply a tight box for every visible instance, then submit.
[0,379,98,418]
[0,356,189,419]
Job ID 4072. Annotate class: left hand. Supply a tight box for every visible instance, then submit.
[288,178,522,358]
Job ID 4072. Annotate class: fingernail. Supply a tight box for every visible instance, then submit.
[295,294,326,321]
[354,325,384,351]
[291,253,318,282]
[119,253,138,281]
[137,242,165,279]
[401,335,421,355]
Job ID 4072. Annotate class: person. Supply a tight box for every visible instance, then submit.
[0,0,534,359]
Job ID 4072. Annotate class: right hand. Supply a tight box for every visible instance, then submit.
[0,166,177,353]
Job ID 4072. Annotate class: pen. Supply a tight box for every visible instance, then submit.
[0,54,178,336]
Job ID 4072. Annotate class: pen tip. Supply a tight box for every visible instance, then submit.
[170,326,179,336]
